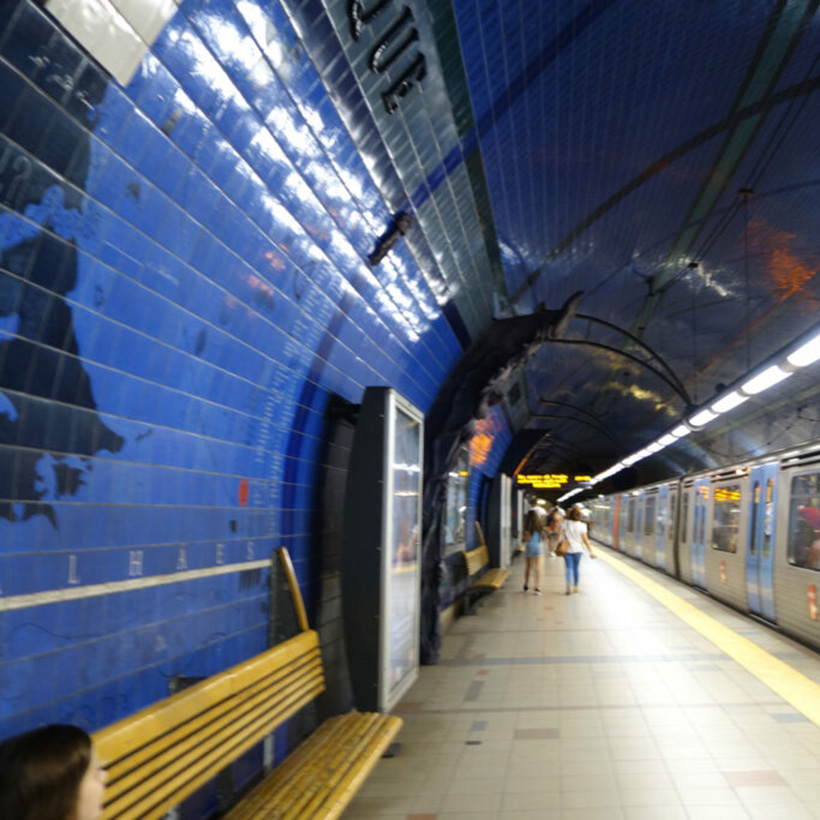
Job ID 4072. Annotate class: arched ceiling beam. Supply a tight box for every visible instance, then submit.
[549,337,692,408]
[574,313,692,405]
[530,412,619,446]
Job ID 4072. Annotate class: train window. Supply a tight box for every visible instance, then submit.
[787,472,820,569]
[681,492,689,543]
[627,498,635,533]
[750,481,759,556]
[644,496,656,536]
[763,478,774,559]
[711,484,741,553]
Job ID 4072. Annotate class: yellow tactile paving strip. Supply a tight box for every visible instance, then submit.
[598,548,820,727]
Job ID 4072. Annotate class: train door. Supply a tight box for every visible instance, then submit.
[655,485,668,570]
[691,477,709,588]
[590,496,611,547]
[632,493,644,559]
[746,464,777,622]
[613,493,622,550]
[623,494,635,554]
[679,481,693,583]
[644,491,657,565]
[667,485,678,575]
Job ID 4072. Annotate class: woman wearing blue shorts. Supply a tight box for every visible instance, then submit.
[522,508,545,595]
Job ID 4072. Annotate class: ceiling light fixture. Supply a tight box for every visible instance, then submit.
[688,408,718,427]
[787,331,820,368]
[741,365,791,395]
[583,318,820,493]
[710,390,749,414]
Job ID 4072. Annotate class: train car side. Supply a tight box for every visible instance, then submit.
[590,441,820,656]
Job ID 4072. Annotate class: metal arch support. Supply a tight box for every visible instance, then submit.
[529,412,620,445]
[553,337,692,409]
[574,313,692,406]
[537,398,621,435]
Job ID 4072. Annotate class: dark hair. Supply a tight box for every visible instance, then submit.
[0,724,92,820]
[568,506,583,522]
[525,509,544,533]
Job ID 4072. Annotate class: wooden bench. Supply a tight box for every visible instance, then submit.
[462,541,510,615]
[94,547,402,820]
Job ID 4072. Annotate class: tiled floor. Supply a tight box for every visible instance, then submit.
[344,548,820,819]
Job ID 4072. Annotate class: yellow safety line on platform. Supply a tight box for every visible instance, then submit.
[596,549,820,727]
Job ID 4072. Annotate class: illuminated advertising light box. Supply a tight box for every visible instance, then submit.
[342,387,423,712]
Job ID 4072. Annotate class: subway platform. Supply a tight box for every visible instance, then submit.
[345,547,820,819]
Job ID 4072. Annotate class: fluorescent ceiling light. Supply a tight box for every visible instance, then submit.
[742,365,791,395]
[671,424,690,438]
[688,408,718,427]
[787,332,820,368]
[711,390,749,414]
[658,434,677,446]
[646,442,663,453]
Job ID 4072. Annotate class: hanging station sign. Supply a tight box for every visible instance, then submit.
[517,474,592,489]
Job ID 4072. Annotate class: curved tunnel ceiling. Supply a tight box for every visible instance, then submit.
[415,0,820,497]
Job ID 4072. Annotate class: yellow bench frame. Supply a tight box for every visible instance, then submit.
[94,547,402,819]
[462,539,510,615]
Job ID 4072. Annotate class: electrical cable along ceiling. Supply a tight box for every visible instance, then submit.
[442,0,820,494]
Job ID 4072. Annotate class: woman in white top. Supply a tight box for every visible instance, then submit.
[562,506,595,594]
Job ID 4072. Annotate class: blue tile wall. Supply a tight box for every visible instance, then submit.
[452,0,782,308]
[0,0,466,744]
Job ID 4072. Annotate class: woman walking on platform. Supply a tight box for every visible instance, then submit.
[563,506,596,594]
[546,507,565,557]
[522,507,545,594]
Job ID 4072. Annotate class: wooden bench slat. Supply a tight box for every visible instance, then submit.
[105,657,322,790]
[310,715,402,820]
[104,653,323,800]
[106,670,325,819]
[109,679,323,820]
[264,713,378,815]
[287,714,387,819]
[462,544,509,614]
[222,714,364,817]
[225,713,390,815]
[230,713,362,812]
[97,631,321,761]
[96,631,326,820]
[464,544,489,576]
[471,568,509,590]
[223,712,402,819]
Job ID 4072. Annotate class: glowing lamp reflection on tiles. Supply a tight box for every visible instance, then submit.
[710,390,749,414]
[688,408,718,427]
[671,424,690,438]
[787,332,820,367]
[741,364,792,395]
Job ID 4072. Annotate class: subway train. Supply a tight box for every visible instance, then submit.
[589,438,820,650]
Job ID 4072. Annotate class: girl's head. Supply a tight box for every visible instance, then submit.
[525,508,544,532]
[0,724,106,820]
[568,506,583,522]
